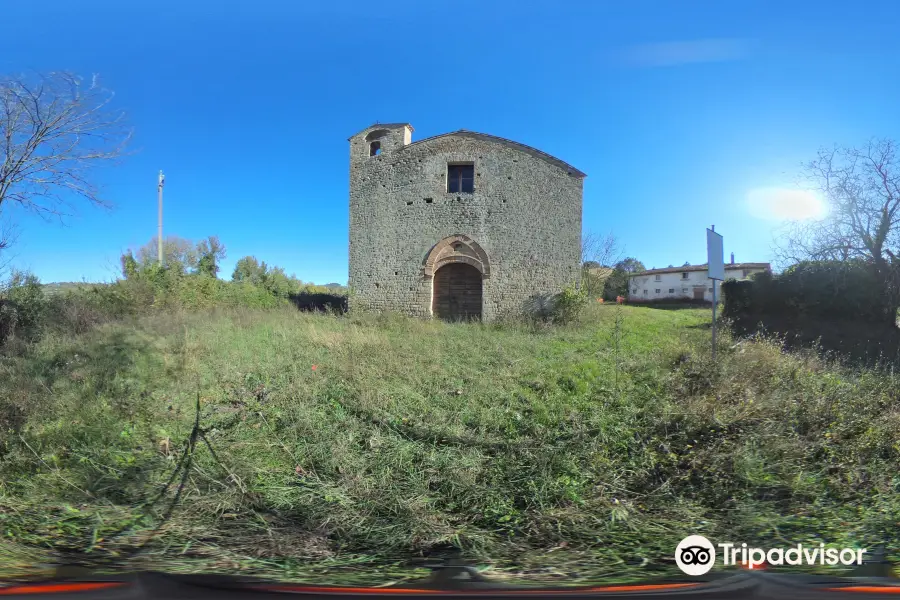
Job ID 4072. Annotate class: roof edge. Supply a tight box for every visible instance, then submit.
[404,130,587,178]
[627,263,772,277]
[348,123,413,140]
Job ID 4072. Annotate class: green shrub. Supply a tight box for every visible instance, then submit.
[552,283,588,324]
[174,273,224,309]
[2,235,349,345]
[232,256,267,286]
[196,236,226,278]
[46,289,116,335]
[219,281,286,309]
[721,279,753,319]
[120,252,138,279]
[0,270,47,344]
[723,260,891,323]
[580,267,608,299]
[261,267,295,298]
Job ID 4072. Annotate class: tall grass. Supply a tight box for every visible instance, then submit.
[0,304,898,584]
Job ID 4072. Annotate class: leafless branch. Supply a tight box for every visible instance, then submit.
[582,230,624,268]
[774,138,900,311]
[775,138,900,272]
[0,71,132,222]
[0,213,20,275]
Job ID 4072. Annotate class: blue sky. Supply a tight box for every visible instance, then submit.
[2,0,899,284]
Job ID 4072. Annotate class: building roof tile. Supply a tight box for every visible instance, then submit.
[628,263,771,277]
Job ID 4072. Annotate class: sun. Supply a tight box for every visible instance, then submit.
[746,187,826,221]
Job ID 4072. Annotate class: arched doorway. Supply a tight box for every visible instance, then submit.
[423,234,489,321]
[432,263,482,321]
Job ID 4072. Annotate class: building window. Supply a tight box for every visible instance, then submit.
[668,288,674,293]
[708,287,713,293]
[448,164,474,193]
[682,288,688,293]
[654,274,661,281]
[643,290,648,296]
[681,272,689,279]
[369,141,381,156]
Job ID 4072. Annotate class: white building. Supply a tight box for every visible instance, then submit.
[627,259,770,302]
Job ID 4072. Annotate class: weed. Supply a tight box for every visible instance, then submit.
[0,304,898,583]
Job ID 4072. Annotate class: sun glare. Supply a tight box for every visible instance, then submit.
[746,187,825,221]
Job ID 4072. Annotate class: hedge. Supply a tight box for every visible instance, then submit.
[722,260,893,323]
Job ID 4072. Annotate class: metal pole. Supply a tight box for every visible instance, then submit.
[711,279,717,361]
[158,170,164,266]
[711,224,716,361]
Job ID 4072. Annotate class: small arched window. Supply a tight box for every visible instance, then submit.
[369,141,381,156]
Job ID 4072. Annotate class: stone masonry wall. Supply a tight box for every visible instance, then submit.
[348,125,584,321]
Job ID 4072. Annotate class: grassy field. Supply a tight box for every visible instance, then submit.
[1,304,899,585]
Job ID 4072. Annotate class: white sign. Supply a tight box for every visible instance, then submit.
[707,228,724,280]
[674,535,866,576]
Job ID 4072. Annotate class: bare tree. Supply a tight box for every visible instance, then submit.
[0,71,131,248]
[776,138,900,316]
[582,230,623,268]
[581,230,624,298]
[0,217,17,259]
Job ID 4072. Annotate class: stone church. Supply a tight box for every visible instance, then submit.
[348,123,585,321]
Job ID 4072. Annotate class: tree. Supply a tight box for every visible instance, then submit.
[0,269,46,343]
[120,251,138,279]
[196,235,226,277]
[602,257,646,300]
[135,236,198,274]
[581,231,624,298]
[582,231,623,269]
[231,256,297,297]
[777,138,900,322]
[232,256,267,285]
[261,265,294,297]
[0,71,131,251]
[615,257,646,274]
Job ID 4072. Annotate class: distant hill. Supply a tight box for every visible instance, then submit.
[324,283,347,290]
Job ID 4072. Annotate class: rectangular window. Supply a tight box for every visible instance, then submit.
[708,287,713,293]
[682,288,688,293]
[643,290,648,296]
[682,273,689,279]
[448,164,474,193]
[654,274,661,281]
[669,288,674,294]
[655,288,661,293]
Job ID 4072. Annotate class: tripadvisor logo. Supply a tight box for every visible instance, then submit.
[676,536,717,576]
[675,535,867,576]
